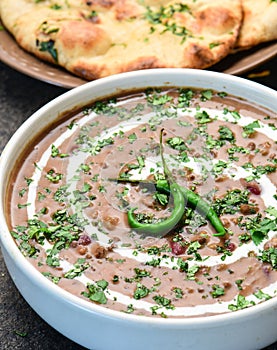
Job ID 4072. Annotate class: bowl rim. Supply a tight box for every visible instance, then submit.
[0,68,277,328]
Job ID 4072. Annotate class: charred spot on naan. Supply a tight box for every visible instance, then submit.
[72,62,108,80]
[195,7,240,36]
[83,0,116,9]
[124,56,163,72]
[56,20,112,59]
[184,43,215,69]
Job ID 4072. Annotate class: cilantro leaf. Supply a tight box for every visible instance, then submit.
[228,295,255,311]
[82,280,109,304]
[258,247,277,269]
[38,39,58,62]
[242,120,260,138]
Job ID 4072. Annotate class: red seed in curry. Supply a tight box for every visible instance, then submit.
[170,241,187,255]
[247,185,261,195]
[226,242,236,252]
[78,234,92,245]
[240,179,261,195]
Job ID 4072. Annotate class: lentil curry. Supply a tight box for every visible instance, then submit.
[7,87,277,318]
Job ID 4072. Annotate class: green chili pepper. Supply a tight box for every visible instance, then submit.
[155,180,226,236]
[127,129,185,236]
[114,128,226,237]
[114,177,225,236]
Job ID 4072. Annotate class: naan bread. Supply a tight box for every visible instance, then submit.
[0,0,243,80]
[237,0,277,48]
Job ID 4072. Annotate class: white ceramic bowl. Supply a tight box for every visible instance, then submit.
[0,69,276,350]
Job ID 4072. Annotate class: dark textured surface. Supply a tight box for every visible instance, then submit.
[0,59,276,350]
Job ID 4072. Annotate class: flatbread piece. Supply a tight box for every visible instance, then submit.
[237,0,277,48]
[0,0,243,80]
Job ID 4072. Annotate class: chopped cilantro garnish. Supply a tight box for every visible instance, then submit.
[211,160,228,176]
[18,188,27,197]
[211,284,225,298]
[177,258,188,272]
[227,145,249,160]
[128,133,137,143]
[45,169,63,183]
[50,4,62,9]
[166,136,188,151]
[187,241,201,255]
[17,203,31,209]
[53,185,70,202]
[228,295,255,311]
[82,280,109,304]
[154,192,169,206]
[239,208,277,245]
[242,163,276,182]
[146,257,162,267]
[37,39,58,62]
[258,247,277,269]
[230,110,241,120]
[90,137,114,155]
[205,135,224,150]
[254,289,272,300]
[217,91,227,98]
[178,88,194,107]
[173,287,183,298]
[242,120,260,138]
[51,144,68,158]
[153,295,174,309]
[200,90,213,101]
[134,283,150,299]
[195,110,212,124]
[90,99,117,114]
[186,265,200,280]
[64,258,90,279]
[209,42,221,49]
[212,189,250,215]
[218,126,235,142]
[235,279,244,290]
[42,271,61,284]
[125,304,135,313]
[145,4,192,43]
[24,177,33,186]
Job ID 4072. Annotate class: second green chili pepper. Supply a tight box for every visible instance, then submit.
[155,180,226,236]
